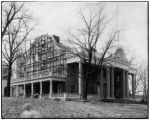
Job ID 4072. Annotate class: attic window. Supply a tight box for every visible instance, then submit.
[20,63,24,66]
[48,37,51,40]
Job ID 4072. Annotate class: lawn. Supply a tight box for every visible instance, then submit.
[2,97,148,118]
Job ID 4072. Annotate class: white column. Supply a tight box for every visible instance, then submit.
[49,80,53,98]
[40,81,42,99]
[10,86,12,97]
[31,83,33,96]
[100,67,103,98]
[78,62,83,99]
[132,74,135,99]
[106,66,110,99]
[11,86,13,97]
[16,85,18,97]
[122,70,126,99]
[97,73,100,96]
[24,84,26,97]
[111,67,114,99]
[126,71,129,98]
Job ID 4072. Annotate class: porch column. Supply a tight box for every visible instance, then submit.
[31,83,33,97]
[16,85,18,97]
[40,81,42,99]
[24,84,26,97]
[110,67,114,99]
[122,70,126,99]
[19,85,20,96]
[106,66,110,99]
[49,80,53,98]
[125,71,129,98]
[100,68,103,98]
[97,72,100,96]
[132,74,135,99]
[10,86,12,97]
[78,62,83,100]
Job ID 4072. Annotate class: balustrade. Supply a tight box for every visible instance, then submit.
[11,68,66,84]
[14,69,66,83]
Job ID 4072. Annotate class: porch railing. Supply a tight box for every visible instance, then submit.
[11,69,66,83]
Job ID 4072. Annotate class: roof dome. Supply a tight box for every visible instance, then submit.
[113,47,128,63]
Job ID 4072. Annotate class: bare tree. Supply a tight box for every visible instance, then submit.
[2,2,32,39]
[128,63,148,102]
[67,4,118,100]
[127,51,139,96]
[2,2,35,97]
[128,71,140,96]
[137,65,148,102]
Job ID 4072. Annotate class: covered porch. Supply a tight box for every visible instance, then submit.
[10,77,66,99]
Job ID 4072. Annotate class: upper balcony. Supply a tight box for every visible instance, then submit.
[11,69,66,83]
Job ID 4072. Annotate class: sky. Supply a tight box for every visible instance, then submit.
[24,2,148,65]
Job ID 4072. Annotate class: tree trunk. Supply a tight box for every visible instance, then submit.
[82,69,90,101]
[6,63,12,97]
[82,77,88,100]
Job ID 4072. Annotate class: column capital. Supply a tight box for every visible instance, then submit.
[106,63,111,67]
[110,65,115,69]
[78,59,84,63]
[129,72,135,76]
[105,63,115,68]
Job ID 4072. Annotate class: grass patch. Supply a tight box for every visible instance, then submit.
[2,97,148,118]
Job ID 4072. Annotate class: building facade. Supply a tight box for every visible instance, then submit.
[2,62,8,96]
[10,34,136,99]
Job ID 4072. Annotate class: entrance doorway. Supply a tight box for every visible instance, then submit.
[26,84,31,97]
[57,84,64,94]
[114,68,122,99]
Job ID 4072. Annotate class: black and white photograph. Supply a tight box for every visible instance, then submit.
[1,1,148,118]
